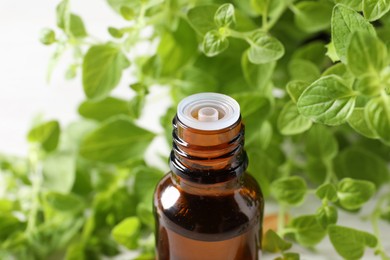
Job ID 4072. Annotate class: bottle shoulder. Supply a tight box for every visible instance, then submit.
[154,172,264,240]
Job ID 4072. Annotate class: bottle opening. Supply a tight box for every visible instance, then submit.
[177,93,240,131]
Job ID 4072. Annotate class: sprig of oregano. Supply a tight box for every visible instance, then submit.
[1,0,390,259]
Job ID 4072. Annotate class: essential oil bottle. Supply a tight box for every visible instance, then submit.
[154,93,264,260]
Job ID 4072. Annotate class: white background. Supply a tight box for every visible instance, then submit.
[0,1,389,260]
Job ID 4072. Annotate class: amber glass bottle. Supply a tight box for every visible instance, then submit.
[154,93,264,260]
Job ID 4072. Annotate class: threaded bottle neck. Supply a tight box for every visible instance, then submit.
[169,116,247,184]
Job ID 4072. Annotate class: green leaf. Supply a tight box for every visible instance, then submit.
[68,14,87,38]
[333,147,389,188]
[353,73,382,96]
[337,178,376,210]
[40,28,56,45]
[363,0,390,21]
[297,75,356,125]
[133,166,163,201]
[316,183,338,202]
[188,5,217,36]
[293,1,333,33]
[289,215,326,246]
[120,6,135,21]
[247,31,285,64]
[293,41,328,66]
[0,214,24,241]
[334,0,363,11]
[241,51,275,91]
[286,80,310,103]
[78,97,129,121]
[108,27,124,38]
[305,125,338,160]
[280,252,300,260]
[277,101,312,135]
[271,176,307,205]
[288,59,320,83]
[42,152,75,193]
[331,4,375,63]
[56,0,70,30]
[202,30,229,57]
[347,31,387,76]
[128,94,145,120]
[328,225,378,259]
[82,44,130,100]
[111,217,141,249]
[365,95,390,144]
[305,158,328,184]
[347,108,379,138]
[316,205,338,229]
[44,192,84,213]
[79,116,154,163]
[28,120,60,152]
[263,229,292,253]
[157,19,197,76]
[214,3,236,28]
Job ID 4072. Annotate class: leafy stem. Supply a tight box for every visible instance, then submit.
[26,145,42,233]
[370,191,390,260]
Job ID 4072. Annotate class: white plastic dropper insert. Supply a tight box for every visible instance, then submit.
[177,93,240,131]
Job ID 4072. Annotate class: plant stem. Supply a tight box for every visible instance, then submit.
[26,145,42,233]
[370,192,390,260]
[277,204,287,236]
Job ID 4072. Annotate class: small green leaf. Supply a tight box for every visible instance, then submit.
[82,44,130,100]
[328,225,378,259]
[297,75,356,125]
[348,108,379,138]
[242,51,275,91]
[286,80,310,103]
[331,4,375,63]
[280,252,300,260]
[40,28,56,45]
[316,183,338,202]
[28,120,60,152]
[108,27,124,38]
[120,6,135,21]
[188,5,218,35]
[289,215,326,246]
[263,229,292,253]
[288,59,320,83]
[353,74,382,96]
[347,31,387,76]
[79,116,154,163]
[334,0,363,11]
[271,176,307,205]
[42,152,75,193]
[365,95,390,144]
[305,125,338,160]
[305,158,328,184]
[363,0,390,21]
[293,1,333,33]
[128,94,145,120]
[112,217,141,249]
[333,147,389,188]
[56,0,70,30]
[337,178,376,210]
[68,14,87,38]
[78,96,129,121]
[214,3,236,28]
[202,30,229,57]
[247,31,284,64]
[44,192,84,213]
[277,101,312,135]
[316,205,338,229]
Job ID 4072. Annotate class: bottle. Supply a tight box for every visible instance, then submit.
[154,93,264,260]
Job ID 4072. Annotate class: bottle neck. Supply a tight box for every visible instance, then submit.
[169,116,247,184]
